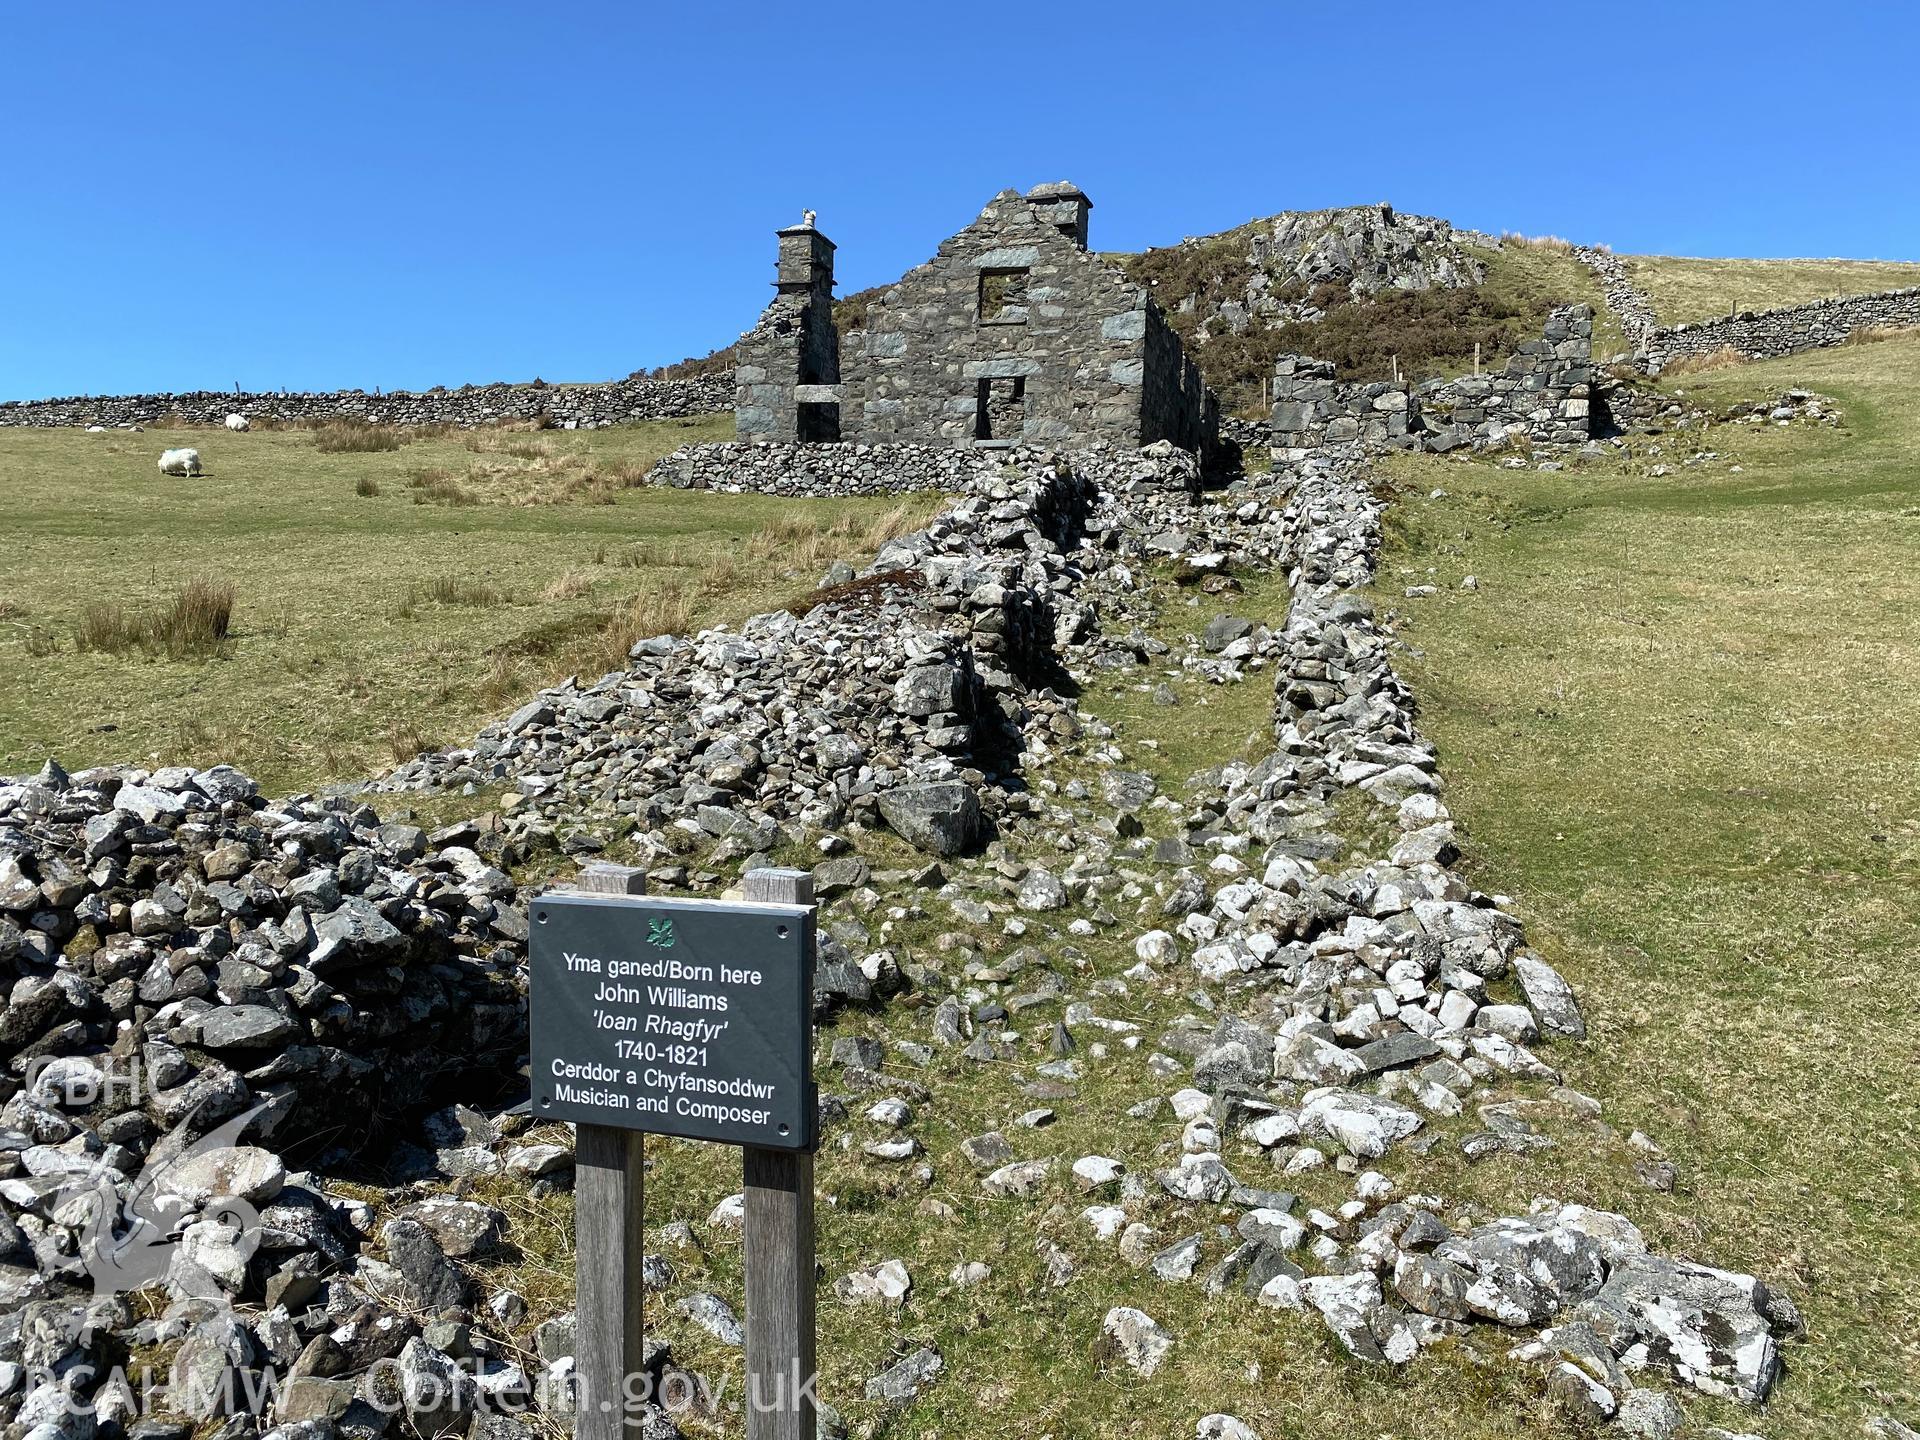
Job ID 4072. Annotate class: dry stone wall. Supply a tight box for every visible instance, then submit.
[644,439,1201,498]
[0,373,733,430]
[1574,246,1657,349]
[1641,286,1920,370]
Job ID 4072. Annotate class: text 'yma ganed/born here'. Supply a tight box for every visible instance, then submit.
[562,950,764,988]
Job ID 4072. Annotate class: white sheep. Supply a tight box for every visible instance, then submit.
[158,448,203,477]
[224,413,250,432]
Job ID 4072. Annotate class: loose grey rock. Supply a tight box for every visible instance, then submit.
[864,1345,942,1403]
[1100,1306,1174,1376]
[675,1292,744,1347]
[876,782,983,857]
[1514,954,1586,1039]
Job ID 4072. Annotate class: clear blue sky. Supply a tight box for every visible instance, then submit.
[4,2,1914,400]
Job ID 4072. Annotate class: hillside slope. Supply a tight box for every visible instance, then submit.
[1120,208,1621,410]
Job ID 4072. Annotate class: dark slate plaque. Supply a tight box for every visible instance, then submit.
[530,893,816,1150]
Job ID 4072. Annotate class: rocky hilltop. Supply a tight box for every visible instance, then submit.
[1125,204,1489,341]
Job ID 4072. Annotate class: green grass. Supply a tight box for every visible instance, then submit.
[0,416,937,794]
[1625,253,1920,327]
[1377,332,1920,1436]
[1071,557,1290,788]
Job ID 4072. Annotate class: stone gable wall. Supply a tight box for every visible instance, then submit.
[837,190,1218,459]
[0,374,733,429]
[735,293,819,441]
[1641,287,1920,370]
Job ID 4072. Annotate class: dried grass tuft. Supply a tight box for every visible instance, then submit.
[312,419,404,453]
[1663,345,1751,376]
[73,577,234,659]
[541,571,592,603]
[1501,232,1575,253]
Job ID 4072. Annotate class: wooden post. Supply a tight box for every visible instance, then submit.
[740,868,817,1439]
[1473,341,1481,377]
[569,863,649,1440]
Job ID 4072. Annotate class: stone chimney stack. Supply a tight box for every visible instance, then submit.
[775,222,836,297]
[736,218,841,443]
[1026,182,1091,250]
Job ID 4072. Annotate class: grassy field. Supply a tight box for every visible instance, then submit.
[1377,332,1920,1435]
[1624,253,1920,327]
[0,417,936,794]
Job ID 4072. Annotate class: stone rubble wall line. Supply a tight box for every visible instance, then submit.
[1572,246,1659,349]
[641,438,1202,499]
[373,444,1200,867]
[1121,452,1802,1412]
[0,373,735,429]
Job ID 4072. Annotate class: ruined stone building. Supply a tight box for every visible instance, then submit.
[735,183,1218,458]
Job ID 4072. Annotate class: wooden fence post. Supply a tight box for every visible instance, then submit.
[569,863,649,1440]
[740,868,817,1439]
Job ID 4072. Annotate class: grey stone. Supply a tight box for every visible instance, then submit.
[675,1292,744,1347]
[863,1344,942,1402]
[876,783,983,857]
[309,898,406,973]
[1100,1306,1174,1375]
[381,1217,469,1312]
[1514,954,1586,1039]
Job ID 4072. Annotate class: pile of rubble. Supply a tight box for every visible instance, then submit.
[376,447,1213,876]
[0,761,549,1430]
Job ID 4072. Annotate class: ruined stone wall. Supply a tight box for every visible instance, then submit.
[1641,287,1920,369]
[735,295,815,442]
[1268,356,1414,455]
[736,225,840,443]
[1269,305,1592,457]
[1418,304,1592,449]
[847,191,1215,454]
[1141,306,1219,458]
[0,374,732,429]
